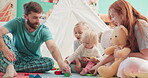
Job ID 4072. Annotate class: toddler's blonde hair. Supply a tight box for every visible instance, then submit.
[81,29,98,45]
[74,21,89,30]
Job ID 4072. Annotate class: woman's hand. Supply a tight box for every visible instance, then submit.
[141,49,148,60]
[89,64,99,75]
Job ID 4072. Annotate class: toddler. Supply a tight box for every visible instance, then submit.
[65,29,103,75]
[70,21,90,73]
[73,21,89,51]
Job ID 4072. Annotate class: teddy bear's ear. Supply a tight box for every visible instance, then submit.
[120,25,128,36]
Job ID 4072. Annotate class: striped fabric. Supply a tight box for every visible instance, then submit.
[0,35,54,73]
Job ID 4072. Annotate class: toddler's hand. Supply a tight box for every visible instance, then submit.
[75,64,82,73]
[90,58,100,63]
[64,60,69,64]
[82,57,90,62]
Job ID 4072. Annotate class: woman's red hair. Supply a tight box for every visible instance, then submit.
[108,0,148,52]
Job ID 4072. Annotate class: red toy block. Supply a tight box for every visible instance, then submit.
[52,67,56,70]
[54,71,63,75]
[24,73,30,76]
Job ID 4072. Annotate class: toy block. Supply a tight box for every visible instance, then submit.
[54,70,63,75]
[51,67,56,70]
[64,73,70,77]
[86,74,93,76]
[24,73,30,76]
[29,74,35,78]
[90,56,95,59]
[56,68,60,70]
[34,74,41,78]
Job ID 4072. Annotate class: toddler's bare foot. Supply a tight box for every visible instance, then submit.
[80,68,87,75]
[75,65,82,73]
[3,64,17,78]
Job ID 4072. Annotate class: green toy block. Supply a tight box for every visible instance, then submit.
[85,74,93,76]
[56,68,60,70]
[64,73,70,77]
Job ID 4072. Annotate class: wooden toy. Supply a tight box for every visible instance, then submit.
[34,74,41,78]
[90,56,95,59]
[54,70,63,75]
[86,74,93,76]
[51,67,56,70]
[64,73,70,77]
[29,74,34,78]
[56,68,60,70]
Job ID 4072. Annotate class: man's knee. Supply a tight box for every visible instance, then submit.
[45,57,54,64]
[43,57,54,70]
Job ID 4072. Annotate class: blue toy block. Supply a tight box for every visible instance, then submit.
[29,74,35,78]
[34,74,41,78]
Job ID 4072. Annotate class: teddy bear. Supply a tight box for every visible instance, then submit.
[98,25,131,77]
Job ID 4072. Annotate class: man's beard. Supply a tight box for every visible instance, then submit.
[27,19,40,29]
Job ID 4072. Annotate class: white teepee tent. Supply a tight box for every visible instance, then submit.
[41,0,110,59]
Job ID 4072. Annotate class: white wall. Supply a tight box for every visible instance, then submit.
[0,22,6,26]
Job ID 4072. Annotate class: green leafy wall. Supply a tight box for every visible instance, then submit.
[98,0,148,16]
[17,0,54,17]
[17,0,148,17]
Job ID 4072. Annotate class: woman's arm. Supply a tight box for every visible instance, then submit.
[129,49,148,60]
[90,54,114,75]
[132,20,148,60]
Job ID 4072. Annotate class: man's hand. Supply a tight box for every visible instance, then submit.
[45,40,71,74]
[3,50,16,62]
[58,60,72,75]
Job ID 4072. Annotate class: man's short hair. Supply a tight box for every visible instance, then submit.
[23,1,43,15]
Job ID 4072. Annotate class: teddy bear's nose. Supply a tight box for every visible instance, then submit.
[115,36,117,37]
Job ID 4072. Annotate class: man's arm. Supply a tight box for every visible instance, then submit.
[45,40,63,61]
[45,40,71,74]
[0,27,16,62]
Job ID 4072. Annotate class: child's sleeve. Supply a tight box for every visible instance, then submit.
[95,48,104,61]
[66,45,83,64]
[74,40,78,51]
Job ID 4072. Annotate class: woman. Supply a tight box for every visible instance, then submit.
[90,0,148,77]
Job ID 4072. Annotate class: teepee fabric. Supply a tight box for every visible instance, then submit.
[42,0,109,59]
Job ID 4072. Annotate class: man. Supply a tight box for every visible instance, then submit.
[0,1,71,78]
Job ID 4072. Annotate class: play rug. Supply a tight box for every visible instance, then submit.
[0,71,99,78]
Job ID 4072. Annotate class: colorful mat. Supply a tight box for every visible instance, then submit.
[0,71,99,78]
[0,72,42,78]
